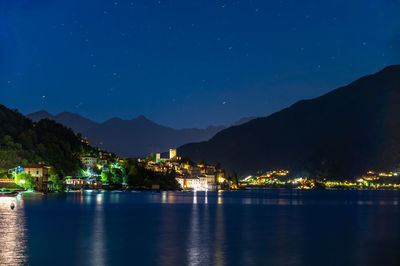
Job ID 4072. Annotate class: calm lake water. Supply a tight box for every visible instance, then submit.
[1,189,400,266]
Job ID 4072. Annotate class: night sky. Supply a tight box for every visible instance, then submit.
[1,0,399,128]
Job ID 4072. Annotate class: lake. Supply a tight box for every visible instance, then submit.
[1,189,400,266]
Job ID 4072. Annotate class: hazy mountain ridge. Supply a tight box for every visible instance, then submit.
[27,111,237,158]
[179,65,400,178]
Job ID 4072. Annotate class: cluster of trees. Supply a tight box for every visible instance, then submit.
[123,159,180,190]
[76,159,180,190]
[100,166,125,186]
[0,105,96,177]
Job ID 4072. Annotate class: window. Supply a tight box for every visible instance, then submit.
[36,171,39,175]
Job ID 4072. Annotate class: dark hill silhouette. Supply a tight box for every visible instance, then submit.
[27,111,226,158]
[179,65,400,179]
[0,105,89,175]
[231,116,258,126]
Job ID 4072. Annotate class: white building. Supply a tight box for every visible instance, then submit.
[176,174,217,191]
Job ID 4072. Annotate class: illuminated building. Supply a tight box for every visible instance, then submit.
[66,179,86,189]
[169,148,177,159]
[176,175,217,191]
[24,164,51,191]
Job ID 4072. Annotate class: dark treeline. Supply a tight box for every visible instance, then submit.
[0,105,92,176]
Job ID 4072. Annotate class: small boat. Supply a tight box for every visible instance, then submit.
[10,202,15,210]
[0,191,18,197]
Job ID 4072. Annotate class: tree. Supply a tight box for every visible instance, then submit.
[231,171,239,189]
[110,167,124,184]
[123,159,180,190]
[197,159,207,166]
[15,173,36,190]
[48,174,66,192]
[101,171,113,185]
[146,153,156,162]
[180,155,194,166]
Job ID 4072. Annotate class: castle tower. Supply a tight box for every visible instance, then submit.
[169,148,177,159]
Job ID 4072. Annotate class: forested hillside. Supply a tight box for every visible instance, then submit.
[0,105,90,175]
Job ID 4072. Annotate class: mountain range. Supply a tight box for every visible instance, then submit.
[179,65,400,179]
[27,111,251,158]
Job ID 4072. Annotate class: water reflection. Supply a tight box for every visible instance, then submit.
[218,190,223,205]
[160,191,178,204]
[4,190,400,266]
[193,191,197,205]
[91,193,106,266]
[161,191,167,204]
[0,196,27,265]
[214,197,225,266]
[187,192,200,265]
[187,191,213,265]
[158,201,180,265]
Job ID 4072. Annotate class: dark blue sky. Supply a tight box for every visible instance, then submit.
[1,0,399,128]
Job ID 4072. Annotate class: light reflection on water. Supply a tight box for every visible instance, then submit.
[91,193,106,266]
[0,196,27,265]
[214,195,225,266]
[2,190,400,266]
[187,191,214,266]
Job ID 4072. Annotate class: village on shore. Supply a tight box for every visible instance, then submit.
[0,148,238,194]
[2,145,400,194]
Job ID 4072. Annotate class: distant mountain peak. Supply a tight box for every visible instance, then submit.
[135,115,148,121]
[31,110,52,116]
[27,110,54,121]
